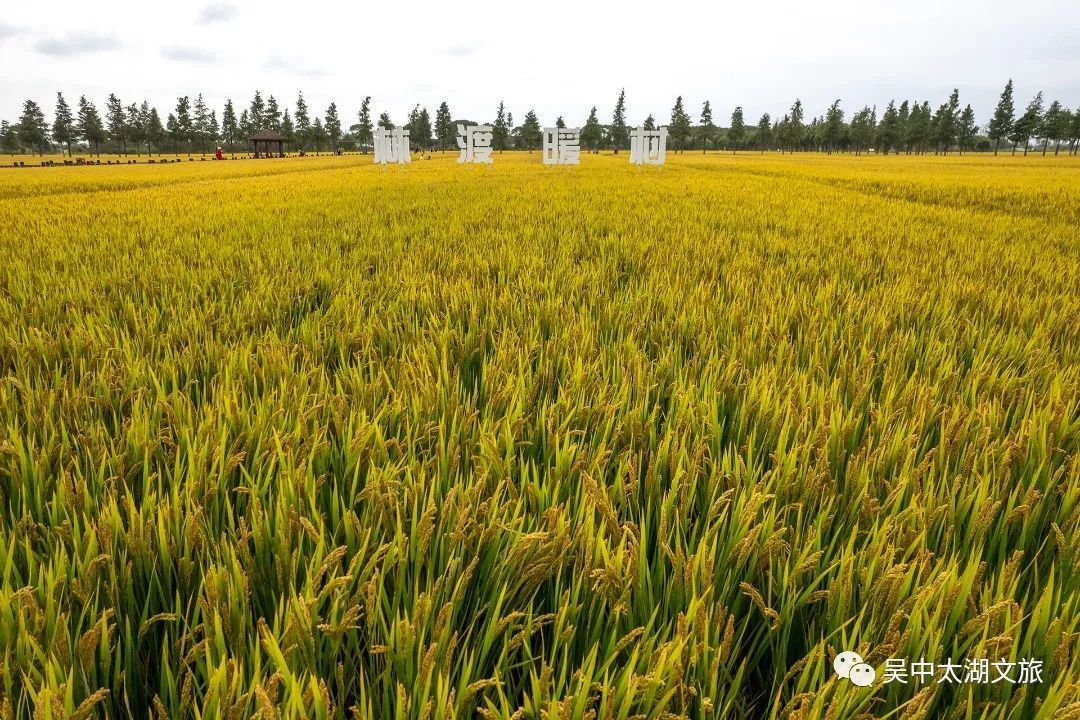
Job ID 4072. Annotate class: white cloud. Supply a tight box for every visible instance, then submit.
[261,53,326,79]
[35,33,121,56]
[0,22,21,41]
[162,45,220,63]
[198,2,238,24]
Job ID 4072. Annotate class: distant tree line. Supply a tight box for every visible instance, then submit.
[2,81,1078,157]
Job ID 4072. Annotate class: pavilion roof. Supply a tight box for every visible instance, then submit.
[250,130,284,141]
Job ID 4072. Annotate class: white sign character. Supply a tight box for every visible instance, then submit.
[629,126,668,166]
[373,127,411,165]
[542,127,581,165]
[457,124,494,164]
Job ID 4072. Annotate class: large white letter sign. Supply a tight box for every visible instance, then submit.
[456,124,494,164]
[629,126,668,166]
[373,127,411,165]
[542,127,581,165]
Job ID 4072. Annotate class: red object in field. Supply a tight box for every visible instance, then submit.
[215,147,224,160]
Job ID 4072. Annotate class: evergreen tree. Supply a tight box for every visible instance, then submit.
[240,110,253,143]
[784,99,804,152]
[222,100,239,151]
[193,94,211,153]
[897,101,911,152]
[52,92,75,156]
[312,117,326,153]
[956,104,977,154]
[18,100,49,155]
[1009,92,1042,155]
[166,114,180,153]
[356,97,373,151]
[0,121,20,156]
[434,101,453,151]
[325,102,342,151]
[930,102,947,153]
[868,106,878,151]
[77,96,106,155]
[294,93,311,151]
[174,96,193,155]
[776,114,789,149]
[698,100,715,152]
[755,113,772,152]
[135,102,151,155]
[409,106,433,150]
[510,117,523,149]
[987,79,1015,155]
[106,93,127,153]
[850,106,875,155]
[669,96,691,152]
[876,100,899,154]
[933,88,960,153]
[378,112,393,130]
[126,103,144,155]
[918,101,934,152]
[1070,109,1080,156]
[902,101,918,152]
[492,101,509,151]
[1040,100,1066,155]
[208,110,219,148]
[135,102,150,155]
[727,106,745,153]
[1063,111,1075,156]
[905,102,932,154]
[555,116,565,129]
[518,109,542,151]
[580,106,602,152]
[265,95,281,131]
[643,114,655,131]
[404,105,422,149]
[823,100,844,153]
[124,102,143,155]
[280,109,295,150]
[609,88,629,153]
[145,106,164,155]
[249,91,266,130]
[407,105,421,145]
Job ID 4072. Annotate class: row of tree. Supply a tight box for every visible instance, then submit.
[3,82,1078,157]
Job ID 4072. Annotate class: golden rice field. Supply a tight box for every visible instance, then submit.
[0,153,1078,720]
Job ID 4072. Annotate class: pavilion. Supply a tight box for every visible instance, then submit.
[251,130,286,158]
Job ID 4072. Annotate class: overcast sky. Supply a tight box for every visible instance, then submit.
[1,0,1077,130]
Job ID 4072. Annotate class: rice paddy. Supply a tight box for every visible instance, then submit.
[0,152,1077,719]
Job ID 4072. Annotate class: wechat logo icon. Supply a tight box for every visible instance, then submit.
[834,651,876,687]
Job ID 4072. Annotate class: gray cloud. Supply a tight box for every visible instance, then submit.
[261,53,325,78]
[0,22,20,42]
[439,43,479,57]
[198,2,238,24]
[162,45,219,63]
[35,33,121,56]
